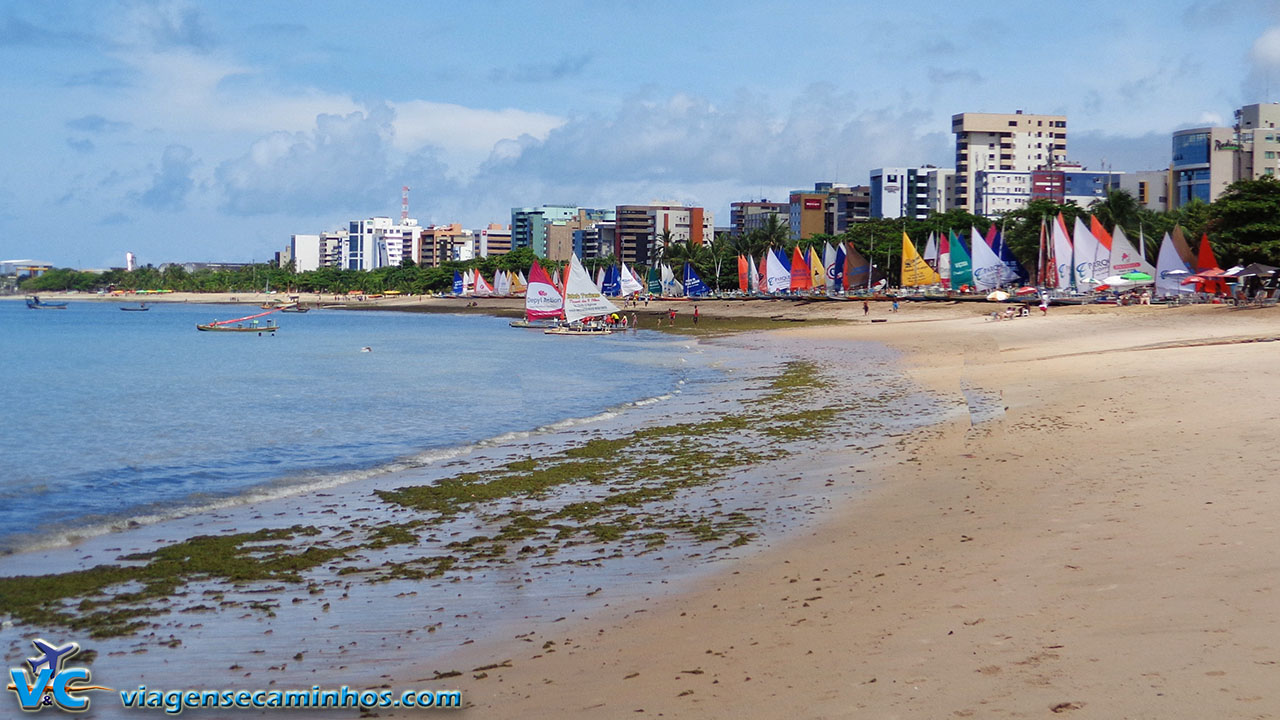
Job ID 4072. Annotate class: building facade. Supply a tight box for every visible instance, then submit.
[1170,126,1237,208]
[477,224,511,257]
[289,234,321,272]
[614,204,713,266]
[870,167,954,219]
[789,183,870,239]
[511,205,612,257]
[952,111,1068,212]
[729,201,789,236]
[974,168,1123,215]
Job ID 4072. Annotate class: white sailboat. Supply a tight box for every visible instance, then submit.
[764,248,790,293]
[545,253,620,335]
[970,226,1006,292]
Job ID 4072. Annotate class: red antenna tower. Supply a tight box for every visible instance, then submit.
[401,186,410,222]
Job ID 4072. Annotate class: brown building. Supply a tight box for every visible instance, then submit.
[614,204,713,266]
[730,200,789,237]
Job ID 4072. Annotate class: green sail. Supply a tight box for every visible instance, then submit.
[948,230,973,289]
[646,266,661,294]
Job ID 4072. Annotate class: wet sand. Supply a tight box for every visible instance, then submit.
[9,293,1280,717]
[382,302,1280,719]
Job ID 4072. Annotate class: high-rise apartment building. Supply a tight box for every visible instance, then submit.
[729,201,789,236]
[952,111,1067,212]
[341,217,421,270]
[870,167,954,219]
[511,205,612,257]
[614,204,713,266]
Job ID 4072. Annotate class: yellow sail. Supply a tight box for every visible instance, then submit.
[901,231,941,287]
[808,246,825,289]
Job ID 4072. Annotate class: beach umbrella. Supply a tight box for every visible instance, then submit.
[1121,271,1154,282]
[985,290,1010,301]
[1101,275,1137,289]
[1014,286,1037,296]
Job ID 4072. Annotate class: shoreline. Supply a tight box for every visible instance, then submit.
[379,302,1280,718]
[8,297,1280,716]
[1,321,943,717]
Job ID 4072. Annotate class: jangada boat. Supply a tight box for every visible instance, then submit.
[542,253,620,337]
[196,308,279,333]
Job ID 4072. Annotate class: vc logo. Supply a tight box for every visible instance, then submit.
[7,639,110,713]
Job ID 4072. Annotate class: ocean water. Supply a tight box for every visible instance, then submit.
[0,301,706,552]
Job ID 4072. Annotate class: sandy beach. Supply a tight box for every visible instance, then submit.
[366,300,1280,719]
[8,292,1280,717]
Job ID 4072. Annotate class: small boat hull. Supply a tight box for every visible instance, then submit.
[26,297,67,309]
[120,306,149,311]
[510,319,561,329]
[544,326,612,336]
[196,324,279,332]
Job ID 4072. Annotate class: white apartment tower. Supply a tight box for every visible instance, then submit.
[952,111,1067,212]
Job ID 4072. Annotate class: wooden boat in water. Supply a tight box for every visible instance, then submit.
[510,319,560,329]
[26,296,67,309]
[197,323,278,333]
[279,303,309,313]
[197,308,279,333]
[120,304,149,311]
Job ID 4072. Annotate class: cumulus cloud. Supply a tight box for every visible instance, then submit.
[136,144,196,210]
[389,100,563,172]
[216,107,431,216]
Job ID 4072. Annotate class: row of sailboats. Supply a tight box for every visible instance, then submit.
[733,243,886,295]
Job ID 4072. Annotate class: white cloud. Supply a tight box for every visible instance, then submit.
[1251,25,1280,67]
[389,100,564,174]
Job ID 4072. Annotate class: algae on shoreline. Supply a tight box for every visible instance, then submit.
[0,361,855,641]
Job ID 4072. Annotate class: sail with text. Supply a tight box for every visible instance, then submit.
[970,226,1005,291]
[1051,213,1074,289]
[948,230,973,289]
[563,253,620,323]
[765,248,791,293]
[683,263,710,296]
[452,270,464,295]
[647,266,661,295]
[901,232,941,287]
[602,265,622,296]
[990,225,1028,284]
[1155,233,1194,297]
[1071,217,1105,289]
[845,243,874,289]
[1109,226,1155,277]
[620,264,644,295]
[525,261,564,320]
[789,246,811,291]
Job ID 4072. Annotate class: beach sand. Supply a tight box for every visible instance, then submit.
[380,301,1280,719]
[9,291,1280,717]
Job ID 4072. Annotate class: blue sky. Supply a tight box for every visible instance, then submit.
[3,0,1279,268]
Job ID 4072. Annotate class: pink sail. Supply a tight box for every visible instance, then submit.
[525,261,564,320]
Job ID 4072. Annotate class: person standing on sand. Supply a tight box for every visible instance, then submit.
[693,305,700,325]
[863,300,869,316]
[1039,296,1048,315]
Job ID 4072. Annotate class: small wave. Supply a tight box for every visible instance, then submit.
[0,392,679,556]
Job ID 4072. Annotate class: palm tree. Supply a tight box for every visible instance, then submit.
[1090,189,1141,234]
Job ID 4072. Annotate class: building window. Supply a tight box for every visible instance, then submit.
[1008,120,1017,126]
[1267,151,1276,159]
[1269,167,1276,175]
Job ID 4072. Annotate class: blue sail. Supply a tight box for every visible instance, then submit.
[603,265,622,296]
[452,271,463,295]
[991,228,1028,283]
[683,263,710,296]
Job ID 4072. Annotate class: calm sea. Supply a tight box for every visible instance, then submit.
[0,301,705,552]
